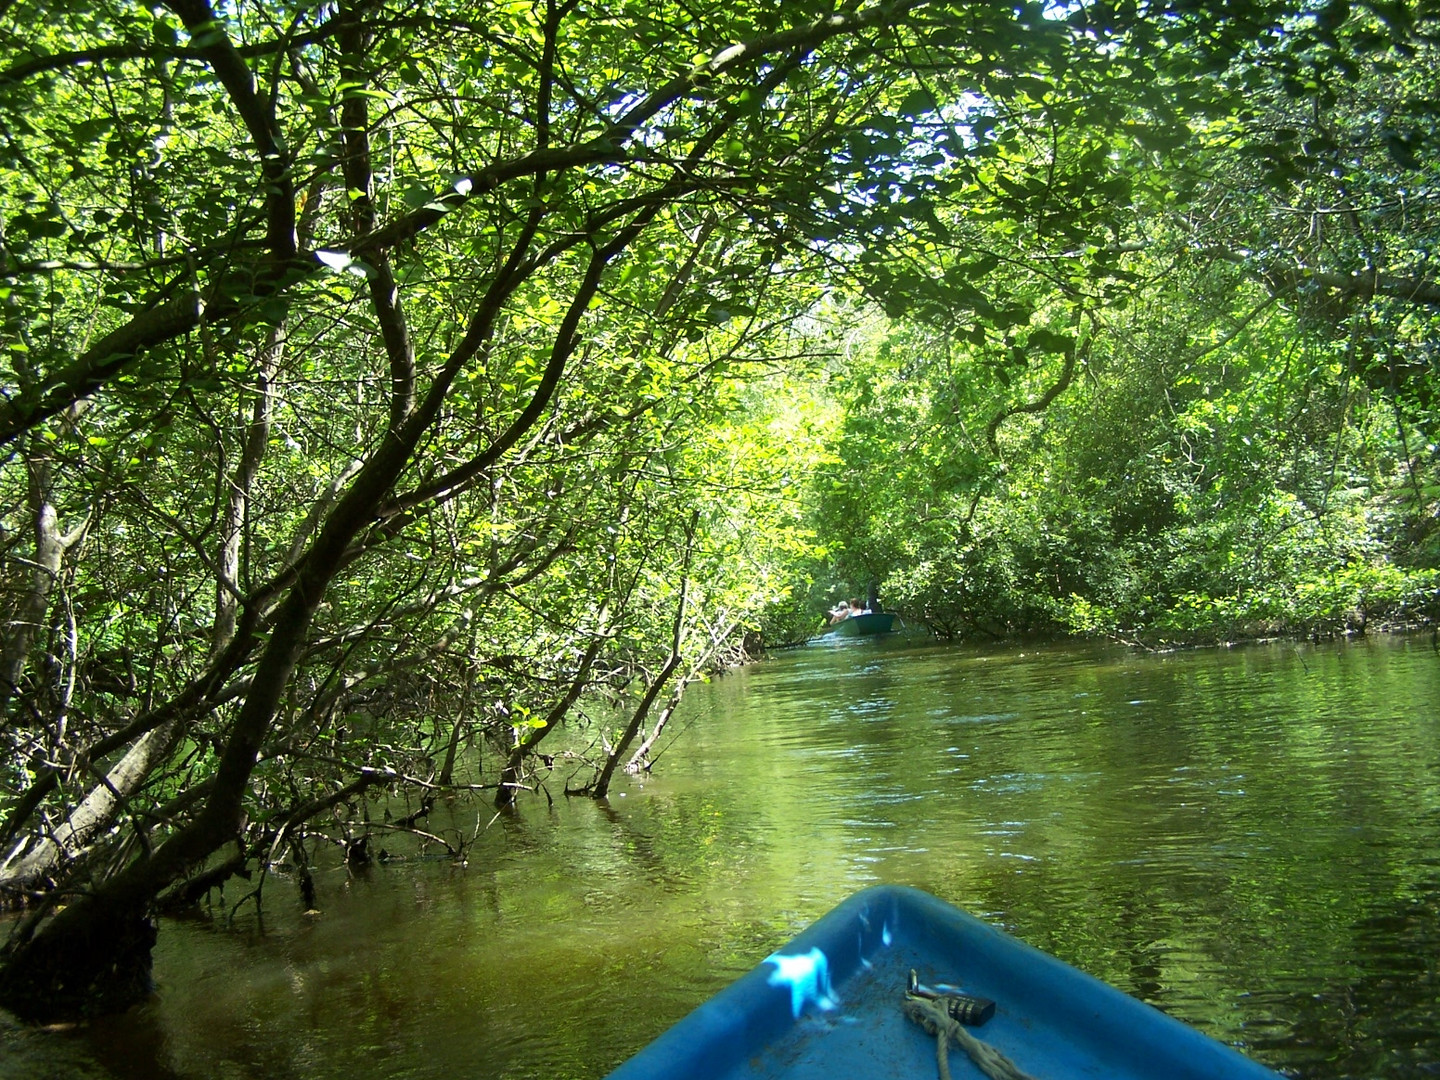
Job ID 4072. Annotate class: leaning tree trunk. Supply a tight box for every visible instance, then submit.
[624,613,741,774]
[0,0,664,1014]
[587,514,694,798]
[0,718,182,895]
[495,623,609,808]
[0,212,635,1025]
[590,653,681,799]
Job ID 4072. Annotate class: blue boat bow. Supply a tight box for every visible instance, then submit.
[604,885,1280,1080]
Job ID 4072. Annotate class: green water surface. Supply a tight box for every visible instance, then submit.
[5,634,1439,1079]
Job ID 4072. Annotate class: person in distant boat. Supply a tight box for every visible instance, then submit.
[829,600,851,624]
[848,598,868,617]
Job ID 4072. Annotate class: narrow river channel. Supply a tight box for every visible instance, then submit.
[5,634,1439,1079]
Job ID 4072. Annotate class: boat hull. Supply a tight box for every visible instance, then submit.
[823,612,895,637]
[604,885,1280,1080]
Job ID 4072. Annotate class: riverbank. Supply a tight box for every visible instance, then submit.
[756,614,1438,662]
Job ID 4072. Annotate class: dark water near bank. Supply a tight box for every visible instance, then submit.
[5,635,1439,1079]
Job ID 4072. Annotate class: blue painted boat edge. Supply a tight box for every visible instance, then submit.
[602,888,899,1080]
[887,886,1283,1080]
[602,885,1283,1080]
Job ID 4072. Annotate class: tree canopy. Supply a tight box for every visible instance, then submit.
[1,0,1437,1021]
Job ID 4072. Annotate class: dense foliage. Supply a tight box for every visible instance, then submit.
[778,5,1440,645]
[0,0,1436,1020]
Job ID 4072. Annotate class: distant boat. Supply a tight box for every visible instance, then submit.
[822,611,896,637]
[604,885,1281,1080]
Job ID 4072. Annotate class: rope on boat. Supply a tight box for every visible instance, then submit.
[902,995,1038,1080]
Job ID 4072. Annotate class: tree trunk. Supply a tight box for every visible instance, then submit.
[214,326,281,651]
[495,624,608,808]
[590,518,693,798]
[0,442,83,721]
[591,653,681,799]
[0,717,183,894]
[0,11,646,1012]
[625,614,740,773]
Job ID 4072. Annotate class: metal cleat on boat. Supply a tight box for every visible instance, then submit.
[906,968,997,1026]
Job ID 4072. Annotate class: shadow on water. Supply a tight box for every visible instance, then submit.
[4,633,1439,1079]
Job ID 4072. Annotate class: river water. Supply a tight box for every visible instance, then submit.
[4,634,1439,1079]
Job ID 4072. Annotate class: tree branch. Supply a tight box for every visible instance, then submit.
[166,0,296,263]
[338,8,415,434]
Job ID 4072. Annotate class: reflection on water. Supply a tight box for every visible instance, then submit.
[5,634,1439,1079]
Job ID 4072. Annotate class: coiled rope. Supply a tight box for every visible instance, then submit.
[902,995,1038,1080]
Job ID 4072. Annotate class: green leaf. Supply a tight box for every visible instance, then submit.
[897,88,937,118]
[1026,328,1073,354]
